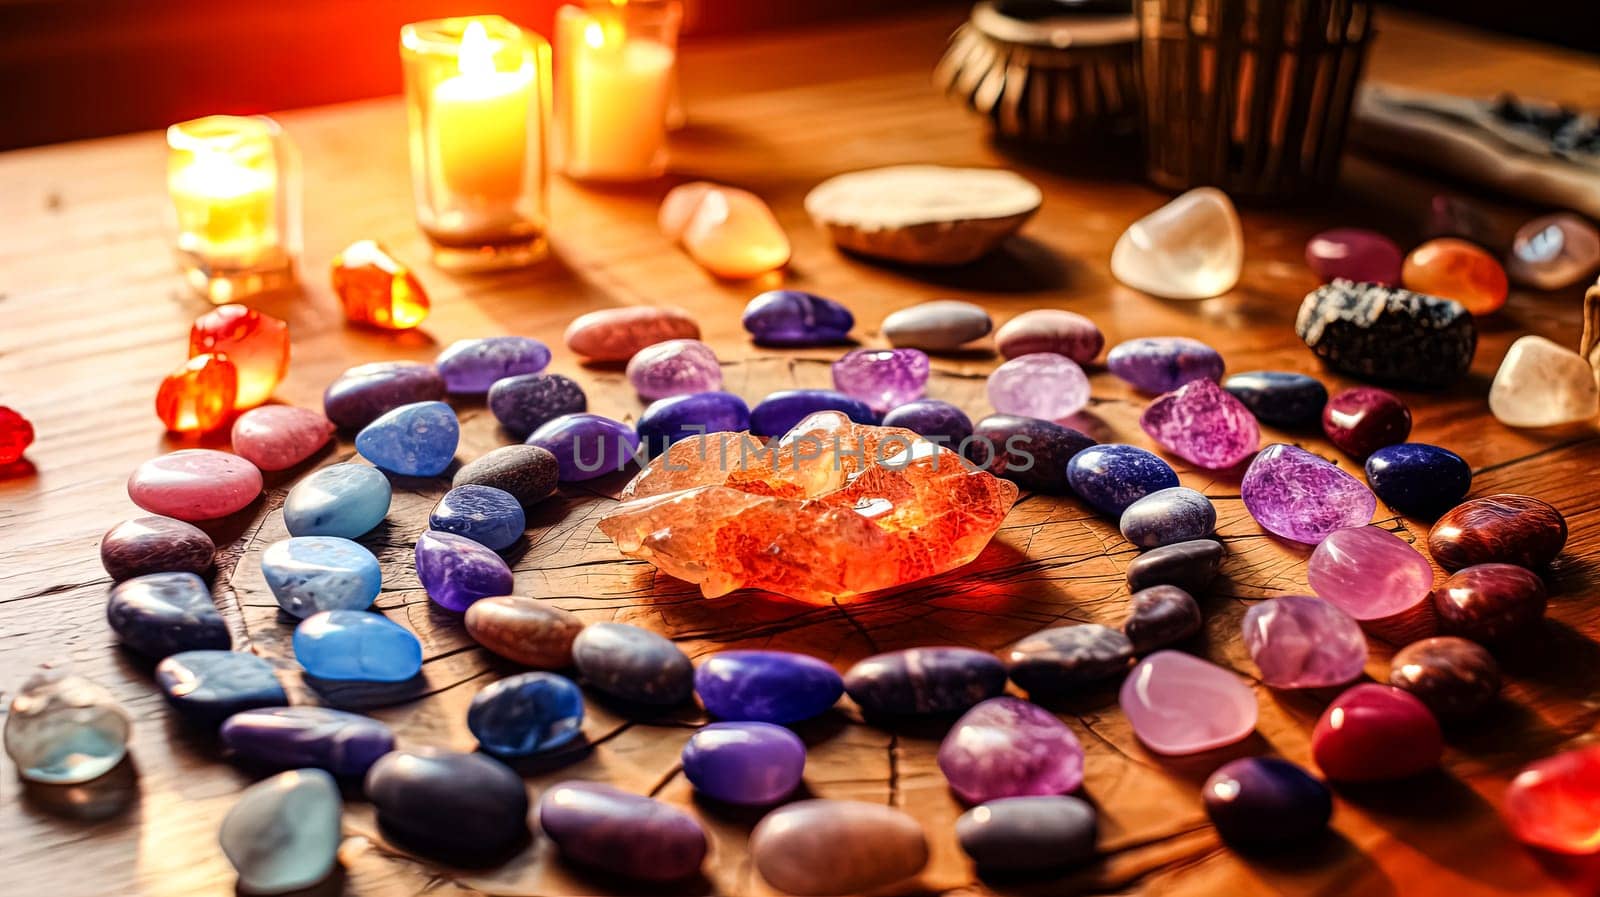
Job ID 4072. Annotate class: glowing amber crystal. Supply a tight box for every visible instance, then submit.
[331,240,431,330]
[189,305,289,409]
[659,182,790,280]
[598,411,1019,604]
[157,353,239,433]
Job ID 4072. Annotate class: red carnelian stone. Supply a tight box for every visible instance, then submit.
[156,354,239,433]
[1312,683,1443,782]
[1504,744,1600,854]
[0,406,35,464]
[189,305,289,410]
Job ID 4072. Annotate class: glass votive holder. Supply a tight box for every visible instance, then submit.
[401,15,551,271]
[556,0,682,182]
[166,115,300,303]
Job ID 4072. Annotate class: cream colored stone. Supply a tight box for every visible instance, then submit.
[1110,187,1243,300]
[1489,334,1599,427]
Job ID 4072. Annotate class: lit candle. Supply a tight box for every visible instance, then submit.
[557,1,680,181]
[168,153,277,258]
[430,21,533,201]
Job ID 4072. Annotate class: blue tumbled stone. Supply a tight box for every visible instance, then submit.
[526,413,640,482]
[1119,486,1217,548]
[1223,371,1329,427]
[681,721,806,805]
[637,391,751,456]
[489,373,588,438]
[748,389,878,437]
[293,610,423,682]
[571,622,694,705]
[156,650,287,725]
[261,536,383,618]
[107,571,230,658]
[881,399,974,448]
[468,671,585,757]
[220,706,396,776]
[283,463,392,538]
[1066,444,1180,517]
[429,484,526,551]
[435,336,552,394]
[1365,442,1472,518]
[694,650,844,723]
[355,401,460,477]
[1203,756,1332,849]
[741,290,854,346]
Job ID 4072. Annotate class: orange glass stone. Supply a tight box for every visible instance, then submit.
[1401,237,1509,315]
[659,181,790,280]
[597,411,1018,604]
[156,353,239,433]
[331,240,431,330]
[189,305,289,410]
[1503,744,1600,854]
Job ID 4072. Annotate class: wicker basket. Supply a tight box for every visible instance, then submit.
[1138,0,1374,199]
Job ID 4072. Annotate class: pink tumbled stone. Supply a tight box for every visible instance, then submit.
[987,353,1090,420]
[128,449,263,521]
[936,697,1084,804]
[230,406,335,472]
[625,338,723,400]
[1119,650,1258,755]
[1242,596,1367,689]
[1305,228,1404,285]
[1140,379,1260,469]
[995,309,1105,362]
[1307,526,1435,620]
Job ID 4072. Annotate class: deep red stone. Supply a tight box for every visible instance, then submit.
[1321,387,1412,459]
[1431,563,1547,643]
[0,405,35,465]
[1305,228,1404,285]
[1311,683,1443,782]
[1428,494,1568,571]
[1503,744,1600,854]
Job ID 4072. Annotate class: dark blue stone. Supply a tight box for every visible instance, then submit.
[969,414,1097,494]
[467,672,585,757]
[571,622,694,705]
[106,571,230,658]
[429,484,526,550]
[1223,371,1329,427]
[637,391,751,456]
[881,399,974,447]
[748,389,878,437]
[741,290,855,346]
[843,647,1006,716]
[220,706,395,776]
[293,610,423,682]
[694,650,844,723]
[1365,442,1472,518]
[1066,444,1180,516]
[155,650,287,725]
[365,749,529,857]
[1203,757,1333,849]
[1119,486,1217,548]
[488,372,588,438]
[681,721,806,805]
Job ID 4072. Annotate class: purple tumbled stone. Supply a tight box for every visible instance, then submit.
[937,697,1084,804]
[831,348,931,413]
[322,361,447,431]
[1308,526,1435,620]
[414,530,514,612]
[1305,228,1404,285]
[681,721,806,805]
[1242,596,1367,689]
[1106,337,1225,394]
[537,781,707,883]
[625,339,723,400]
[526,413,641,482]
[1241,444,1376,544]
[220,706,396,777]
[881,399,973,447]
[987,353,1090,420]
[741,290,855,346]
[1139,379,1260,469]
[435,336,551,394]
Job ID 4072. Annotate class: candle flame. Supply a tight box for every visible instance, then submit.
[459,20,497,78]
[583,21,607,50]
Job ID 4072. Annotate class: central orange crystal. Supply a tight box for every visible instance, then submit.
[598,411,1019,604]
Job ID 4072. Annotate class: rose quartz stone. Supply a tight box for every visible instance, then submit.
[1307,526,1435,620]
[1119,650,1258,755]
[128,449,263,521]
[231,406,336,472]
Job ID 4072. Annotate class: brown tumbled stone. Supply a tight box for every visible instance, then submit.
[452,445,560,508]
[1123,585,1203,654]
[1431,563,1547,644]
[563,307,700,362]
[1389,636,1501,720]
[1427,494,1567,571]
[464,596,585,668]
[1126,539,1222,593]
[751,799,928,896]
[100,515,215,582]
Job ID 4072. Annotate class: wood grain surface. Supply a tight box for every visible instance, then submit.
[4,8,1600,897]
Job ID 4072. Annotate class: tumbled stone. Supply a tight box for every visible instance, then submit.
[1120,487,1216,548]
[322,361,446,431]
[833,347,930,413]
[355,401,459,477]
[330,240,430,331]
[465,596,584,669]
[1428,494,1567,570]
[1364,443,1472,518]
[1305,228,1403,285]
[1126,539,1222,593]
[365,748,528,857]
[1107,336,1225,394]
[190,304,290,410]
[526,413,640,482]
[956,795,1096,872]
[1111,187,1242,299]
[107,571,229,658]
[1005,624,1133,696]
[3,671,130,784]
[1307,526,1434,620]
[128,449,262,521]
[660,181,790,279]
[220,706,395,776]
[1402,237,1509,315]
[572,622,694,706]
[156,353,237,433]
[467,671,584,756]
[0,404,33,464]
[1123,585,1203,654]
[995,309,1104,362]
[1295,281,1477,388]
[415,531,514,613]
[282,463,391,539]
[231,405,334,471]
[751,799,928,896]
[969,414,1096,493]
[101,515,215,582]
[1223,370,1329,427]
[1322,387,1412,458]
[155,650,287,725]
[748,389,877,436]
[1388,636,1500,720]
[220,768,340,895]
[294,610,422,682]
[435,336,551,393]
[262,536,382,618]
[1119,651,1257,755]
[681,721,806,805]
[564,306,701,361]
[1241,444,1376,544]
[538,781,708,882]
[1502,744,1600,854]
[1066,443,1180,516]
[1242,596,1366,689]
[1432,562,1547,643]
[429,484,525,551]
[488,372,588,439]
[742,289,854,346]
[987,352,1090,420]
[1311,683,1442,781]
[1141,379,1260,469]
[1508,213,1600,290]
[1203,757,1332,850]
[695,650,843,723]
[938,697,1084,803]
[452,445,560,507]
[882,399,973,447]
[637,391,751,456]
[881,299,993,351]
[843,646,1006,716]
[626,339,723,402]
[1489,334,1599,427]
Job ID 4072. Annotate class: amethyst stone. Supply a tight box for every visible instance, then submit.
[1242,596,1367,689]
[537,781,707,882]
[106,571,230,658]
[220,706,395,776]
[636,391,751,456]
[695,650,844,723]
[831,348,930,413]
[1106,337,1225,394]
[969,414,1096,493]
[1066,444,1180,516]
[938,697,1084,804]
[987,353,1090,420]
[1223,371,1328,427]
[1140,379,1260,469]
[322,361,446,431]
[625,339,723,400]
[487,372,587,438]
[101,515,215,581]
[526,413,640,482]
[571,622,694,706]
[742,289,854,346]
[749,389,878,437]
[365,749,528,858]
[1005,624,1134,696]
[1123,585,1203,653]
[435,336,551,393]
[843,647,1007,716]
[1203,757,1332,849]
[414,530,514,612]
[1242,444,1377,544]
[681,721,807,805]
[1119,486,1216,548]
[155,650,287,726]
[882,399,974,447]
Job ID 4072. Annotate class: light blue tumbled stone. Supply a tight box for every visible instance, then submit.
[283,463,392,538]
[219,768,341,894]
[293,610,423,682]
[428,485,526,551]
[261,536,383,618]
[355,401,460,477]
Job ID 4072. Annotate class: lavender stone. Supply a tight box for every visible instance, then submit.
[414,530,514,612]
[435,336,551,393]
[429,484,526,551]
[1107,337,1225,394]
[742,289,854,346]
[749,389,878,437]
[537,781,707,882]
[681,721,807,805]
[969,414,1096,493]
[843,647,1007,716]
[220,706,395,776]
[1005,624,1134,696]
[365,749,528,858]
[1123,585,1203,653]
[626,339,723,400]
[1140,378,1260,469]
[938,697,1083,804]
[987,352,1090,419]
[101,515,215,581]
[695,650,844,723]
[1242,596,1367,689]
[831,348,930,413]
[1066,443,1180,516]
[107,571,230,658]
[881,399,973,447]
[1120,486,1216,548]
[488,373,587,438]
[323,361,446,431]
[526,413,640,482]
[1242,444,1377,544]
[637,391,750,456]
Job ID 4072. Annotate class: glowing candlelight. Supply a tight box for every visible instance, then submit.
[557,1,680,181]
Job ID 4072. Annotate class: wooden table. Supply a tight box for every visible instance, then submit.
[5,8,1600,897]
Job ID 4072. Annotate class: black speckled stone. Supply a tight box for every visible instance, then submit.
[967,414,1096,494]
[452,445,560,507]
[1295,281,1477,389]
[487,373,587,438]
